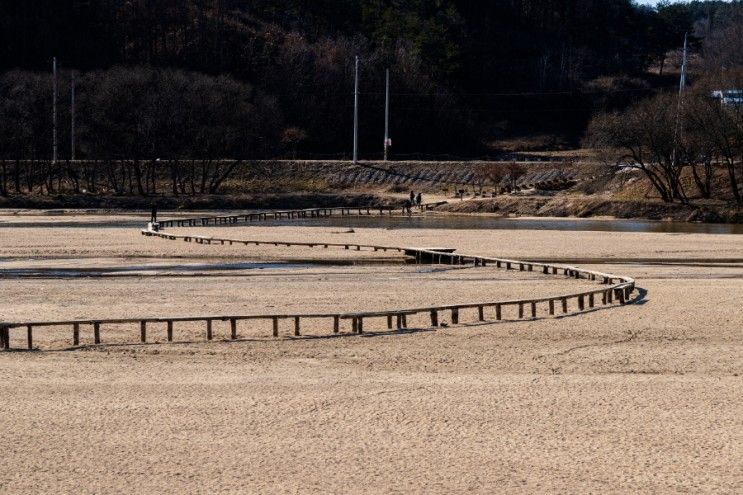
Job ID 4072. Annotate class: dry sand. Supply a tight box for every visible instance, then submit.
[1,212,742,493]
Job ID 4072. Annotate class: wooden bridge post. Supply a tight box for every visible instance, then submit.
[351,317,358,334]
[167,321,173,342]
[272,317,279,337]
[1,326,8,350]
[294,317,301,336]
[617,289,626,305]
[231,319,237,339]
[451,308,459,324]
[140,321,147,343]
[478,306,484,321]
[333,316,340,334]
[561,298,568,313]
[387,315,393,329]
[94,323,101,344]
[430,310,439,327]
[578,295,585,311]
[73,323,80,346]
[357,317,364,334]
[206,320,213,340]
[27,325,33,350]
[549,300,555,315]
[531,302,537,318]
[396,314,403,329]
[518,303,524,319]
[607,289,613,304]
[496,304,502,320]
[589,294,595,308]
[401,315,407,328]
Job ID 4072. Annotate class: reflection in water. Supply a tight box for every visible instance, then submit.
[1,212,741,234]
[268,215,743,235]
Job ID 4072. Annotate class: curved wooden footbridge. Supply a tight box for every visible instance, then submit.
[0,204,636,351]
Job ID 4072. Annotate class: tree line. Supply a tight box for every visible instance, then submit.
[0,0,730,158]
[0,158,253,197]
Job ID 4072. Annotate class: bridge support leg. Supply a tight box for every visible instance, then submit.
[451,308,459,325]
[94,323,101,344]
[430,310,438,327]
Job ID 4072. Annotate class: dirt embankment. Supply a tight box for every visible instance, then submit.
[0,192,398,211]
[1,159,741,222]
[440,195,743,223]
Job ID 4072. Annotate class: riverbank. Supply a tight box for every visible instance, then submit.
[439,195,743,223]
[1,191,740,224]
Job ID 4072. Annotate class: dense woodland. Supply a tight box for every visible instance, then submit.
[0,1,742,205]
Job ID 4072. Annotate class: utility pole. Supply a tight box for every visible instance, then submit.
[353,55,359,164]
[384,68,390,161]
[673,33,688,167]
[70,72,76,161]
[52,57,58,164]
[678,32,688,96]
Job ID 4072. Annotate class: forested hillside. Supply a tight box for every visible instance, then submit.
[0,1,740,159]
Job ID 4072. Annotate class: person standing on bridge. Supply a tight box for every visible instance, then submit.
[415,192,422,206]
[410,191,415,204]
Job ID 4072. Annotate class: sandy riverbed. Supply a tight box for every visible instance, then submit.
[1,212,741,493]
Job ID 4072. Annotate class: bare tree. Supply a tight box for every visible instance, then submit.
[586,93,687,203]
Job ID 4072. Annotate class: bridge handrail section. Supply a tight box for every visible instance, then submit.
[0,205,635,350]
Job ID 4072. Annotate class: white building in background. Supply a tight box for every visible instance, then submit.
[711,90,743,106]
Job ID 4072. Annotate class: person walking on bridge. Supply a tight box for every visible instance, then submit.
[415,192,422,206]
[403,199,412,216]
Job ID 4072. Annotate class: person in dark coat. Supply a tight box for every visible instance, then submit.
[415,192,422,205]
[409,191,415,204]
[403,199,412,216]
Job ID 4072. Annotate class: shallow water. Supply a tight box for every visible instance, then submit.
[1,212,741,234]
[268,215,743,235]
[0,259,416,279]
